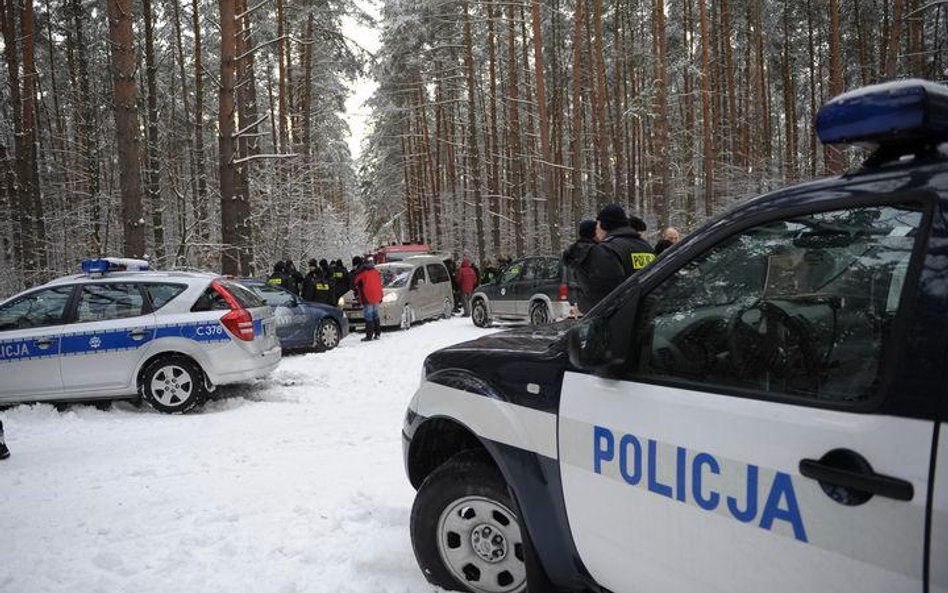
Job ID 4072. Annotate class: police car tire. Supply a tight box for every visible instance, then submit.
[410,451,527,593]
[471,300,491,328]
[140,355,207,414]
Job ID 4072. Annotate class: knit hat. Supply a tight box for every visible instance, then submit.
[307,258,318,268]
[578,219,597,240]
[352,256,363,268]
[596,204,629,232]
[628,215,647,233]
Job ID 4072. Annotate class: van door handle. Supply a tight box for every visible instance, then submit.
[799,450,914,503]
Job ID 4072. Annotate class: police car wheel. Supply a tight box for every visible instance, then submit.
[528,302,549,326]
[471,300,491,328]
[315,319,340,351]
[411,452,527,593]
[141,356,207,414]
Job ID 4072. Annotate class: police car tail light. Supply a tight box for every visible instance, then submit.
[816,79,948,160]
[212,281,255,341]
[221,309,255,341]
[558,283,569,301]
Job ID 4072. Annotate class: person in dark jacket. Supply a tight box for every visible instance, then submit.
[352,256,384,341]
[480,259,500,284]
[302,259,335,305]
[267,261,289,288]
[580,204,655,308]
[283,259,304,295]
[456,258,479,316]
[562,219,599,314]
[0,419,9,459]
[329,260,350,304]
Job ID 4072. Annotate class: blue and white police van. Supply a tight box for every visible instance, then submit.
[402,79,948,593]
[0,258,281,413]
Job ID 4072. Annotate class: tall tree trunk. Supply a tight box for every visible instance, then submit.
[698,0,714,217]
[590,0,611,201]
[218,0,242,275]
[506,1,525,257]
[276,0,289,151]
[107,0,146,258]
[192,0,209,243]
[486,0,501,257]
[884,0,905,77]
[1,0,25,270]
[826,0,846,174]
[142,0,165,263]
[653,0,670,225]
[531,0,559,252]
[462,0,486,262]
[569,0,586,226]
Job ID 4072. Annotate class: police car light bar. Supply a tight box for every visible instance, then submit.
[816,79,948,148]
[81,257,151,274]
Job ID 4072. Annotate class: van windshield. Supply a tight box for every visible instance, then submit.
[378,264,414,288]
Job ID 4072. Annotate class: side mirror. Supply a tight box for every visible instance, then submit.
[568,289,640,372]
[568,318,612,370]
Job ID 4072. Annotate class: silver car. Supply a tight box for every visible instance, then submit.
[342,256,454,329]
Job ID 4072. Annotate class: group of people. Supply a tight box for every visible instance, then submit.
[563,204,681,315]
[266,258,352,306]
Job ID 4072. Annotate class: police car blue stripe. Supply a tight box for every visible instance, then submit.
[0,336,61,363]
[0,321,235,364]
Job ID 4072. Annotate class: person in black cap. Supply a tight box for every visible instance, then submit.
[562,219,599,315]
[579,204,654,308]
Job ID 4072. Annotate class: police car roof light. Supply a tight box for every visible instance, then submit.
[81,257,151,274]
[816,79,948,156]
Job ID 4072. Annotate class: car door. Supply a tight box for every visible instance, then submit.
[255,284,309,346]
[0,285,74,399]
[407,266,431,318]
[426,264,452,314]
[493,260,525,316]
[60,282,157,394]
[559,200,936,593]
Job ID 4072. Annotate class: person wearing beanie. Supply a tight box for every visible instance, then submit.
[562,219,600,314]
[579,204,655,308]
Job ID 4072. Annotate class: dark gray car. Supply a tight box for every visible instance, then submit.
[470,256,572,327]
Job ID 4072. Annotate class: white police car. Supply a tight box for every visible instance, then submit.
[402,79,948,593]
[0,258,281,413]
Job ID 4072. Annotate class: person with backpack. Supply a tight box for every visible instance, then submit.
[562,219,599,315]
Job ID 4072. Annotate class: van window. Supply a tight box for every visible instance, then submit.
[0,286,74,331]
[426,264,451,284]
[630,203,923,404]
[76,284,145,322]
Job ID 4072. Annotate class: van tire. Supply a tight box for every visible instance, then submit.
[529,302,550,326]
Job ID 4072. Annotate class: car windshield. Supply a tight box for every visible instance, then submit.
[378,264,414,288]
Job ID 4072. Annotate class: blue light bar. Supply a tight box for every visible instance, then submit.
[816,79,948,146]
[81,257,150,274]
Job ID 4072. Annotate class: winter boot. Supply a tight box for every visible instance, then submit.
[373,322,382,340]
[0,421,9,460]
[361,323,374,342]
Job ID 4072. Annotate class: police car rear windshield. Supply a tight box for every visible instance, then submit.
[191,280,265,312]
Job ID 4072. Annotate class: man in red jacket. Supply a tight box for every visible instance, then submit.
[352,256,384,341]
[456,257,479,317]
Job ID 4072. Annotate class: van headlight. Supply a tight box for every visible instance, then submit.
[337,297,345,308]
[382,292,398,304]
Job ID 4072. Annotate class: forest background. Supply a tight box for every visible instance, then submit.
[0,0,944,294]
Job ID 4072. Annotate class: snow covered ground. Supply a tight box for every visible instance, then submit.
[0,317,499,593]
